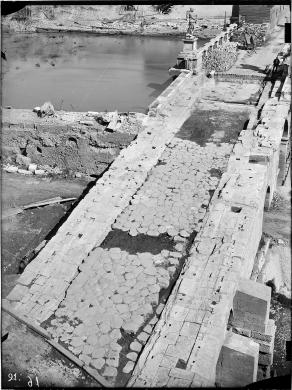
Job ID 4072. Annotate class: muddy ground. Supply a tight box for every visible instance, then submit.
[1,172,93,291]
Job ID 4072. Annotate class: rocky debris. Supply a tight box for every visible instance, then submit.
[35,169,46,175]
[16,155,31,168]
[3,162,47,176]
[231,23,269,48]
[94,111,121,132]
[4,165,18,173]
[28,163,37,173]
[203,42,238,73]
[34,102,56,118]
[17,168,33,175]
[257,245,291,298]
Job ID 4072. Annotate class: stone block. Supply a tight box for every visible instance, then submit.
[179,321,200,339]
[232,279,271,332]
[258,352,273,366]
[160,355,178,369]
[6,284,29,301]
[154,367,171,387]
[169,367,195,381]
[167,377,192,387]
[215,331,259,387]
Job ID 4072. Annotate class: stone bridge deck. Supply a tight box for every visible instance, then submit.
[129,55,291,386]
[3,41,290,387]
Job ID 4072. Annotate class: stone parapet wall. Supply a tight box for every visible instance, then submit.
[129,61,290,387]
[195,24,238,74]
[147,71,192,117]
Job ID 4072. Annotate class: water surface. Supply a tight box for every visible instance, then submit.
[2,33,207,112]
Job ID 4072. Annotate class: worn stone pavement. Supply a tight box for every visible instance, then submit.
[41,136,233,385]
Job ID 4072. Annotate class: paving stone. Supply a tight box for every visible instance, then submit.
[103,365,118,377]
[99,322,111,334]
[82,344,94,355]
[148,284,160,294]
[121,319,138,333]
[79,354,91,365]
[92,347,106,359]
[137,332,150,343]
[98,334,111,347]
[130,341,142,352]
[129,301,140,311]
[116,303,129,314]
[127,352,138,362]
[144,324,153,334]
[110,329,122,340]
[107,357,119,368]
[91,358,105,370]
[123,361,135,374]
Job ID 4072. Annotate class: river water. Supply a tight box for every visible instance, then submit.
[2,33,208,113]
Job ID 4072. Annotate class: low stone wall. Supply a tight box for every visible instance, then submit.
[128,53,291,387]
[147,71,192,117]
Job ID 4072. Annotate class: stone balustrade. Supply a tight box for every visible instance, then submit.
[169,24,238,76]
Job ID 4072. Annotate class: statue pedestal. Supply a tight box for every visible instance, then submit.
[183,36,197,52]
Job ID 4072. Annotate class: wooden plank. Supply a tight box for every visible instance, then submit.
[2,197,77,219]
[2,207,24,218]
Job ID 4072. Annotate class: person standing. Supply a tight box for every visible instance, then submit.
[272,56,280,74]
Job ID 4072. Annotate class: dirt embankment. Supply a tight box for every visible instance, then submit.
[2,5,229,38]
[2,108,145,178]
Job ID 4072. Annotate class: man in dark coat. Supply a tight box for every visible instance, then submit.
[272,57,280,74]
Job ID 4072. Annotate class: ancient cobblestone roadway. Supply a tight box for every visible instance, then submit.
[44,136,233,385]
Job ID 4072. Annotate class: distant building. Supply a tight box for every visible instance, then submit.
[231,5,290,26]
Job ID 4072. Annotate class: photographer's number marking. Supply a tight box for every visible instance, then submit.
[8,373,39,387]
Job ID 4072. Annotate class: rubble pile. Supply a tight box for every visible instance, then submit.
[230,23,269,48]
[203,41,238,73]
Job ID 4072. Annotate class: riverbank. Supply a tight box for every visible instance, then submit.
[2,4,229,39]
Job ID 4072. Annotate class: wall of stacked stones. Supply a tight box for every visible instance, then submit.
[129,50,291,387]
[195,24,238,73]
